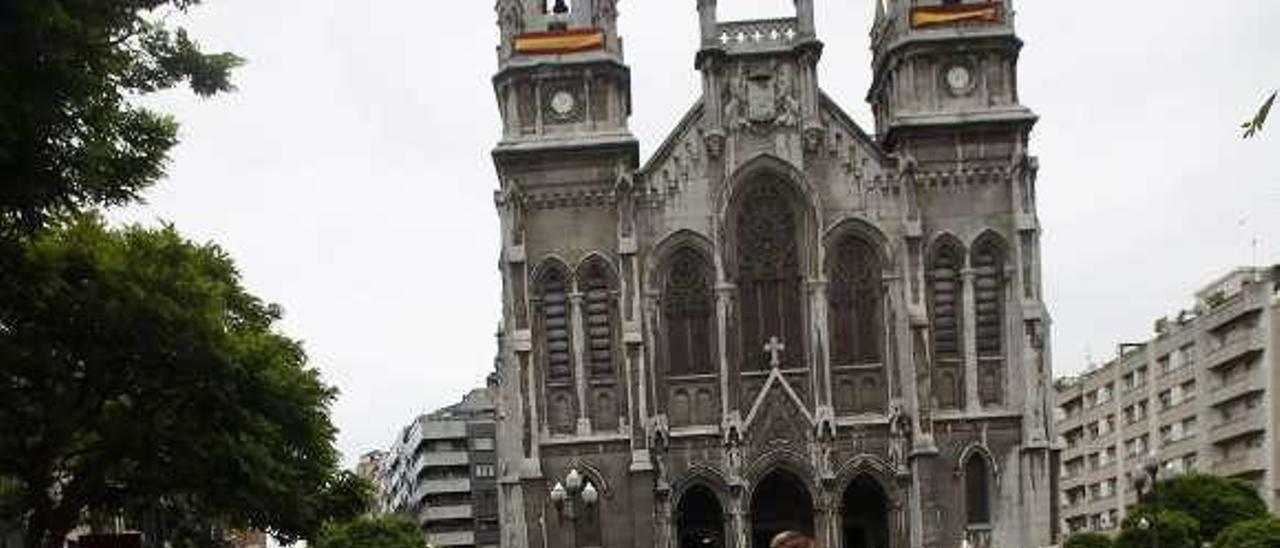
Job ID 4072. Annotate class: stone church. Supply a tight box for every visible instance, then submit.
[489,1,1058,547]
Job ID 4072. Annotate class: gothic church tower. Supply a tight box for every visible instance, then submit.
[491,1,1058,547]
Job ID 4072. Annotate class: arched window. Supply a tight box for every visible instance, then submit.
[539,264,574,382]
[929,240,965,409]
[972,237,1005,357]
[736,181,804,370]
[578,259,617,379]
[664,247,714,376]
[973,234,1007,407]
[828,235,883,365]
[964,453,992,525]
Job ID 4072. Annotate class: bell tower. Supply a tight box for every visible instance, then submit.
[867,0,1035,154]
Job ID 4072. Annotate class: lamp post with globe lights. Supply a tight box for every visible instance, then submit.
[550,468,600,547]
[1131,452,1162,548]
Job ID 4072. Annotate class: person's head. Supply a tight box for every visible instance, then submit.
[770,531,816,548]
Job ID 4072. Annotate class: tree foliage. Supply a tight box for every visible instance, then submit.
[1064,531,1114,548]
[0,217,363,548]
[314,516,428,548]
[1116,509,1199,548]
[0,0,243,236]
[1214,517,1280,548]
[1133,473,1267,542]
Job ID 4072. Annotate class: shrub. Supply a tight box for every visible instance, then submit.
[1213,517,1280,548]
[1116,509,1198,548]
[1065,531,1115,548]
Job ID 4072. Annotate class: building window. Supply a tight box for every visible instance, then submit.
[735,180,805,370]
[930,239,965,409]
[964,454,992,525]
[538,263,574,382]
[971,235,1006,356]
[663,247,715,375]
[829,234,883,365]
[475,464,496,478]
[578,259,618,378]
[472,437,495,451]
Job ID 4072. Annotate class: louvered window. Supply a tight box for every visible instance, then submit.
[541,267,573,381]
[580,262,616,377]
[972,242,1004,355]
[930,245,964,359]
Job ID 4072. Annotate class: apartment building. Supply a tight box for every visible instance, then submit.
[1055,266,1280,535]
[380,388,498,548]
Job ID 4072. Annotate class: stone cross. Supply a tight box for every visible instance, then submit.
[764,336,785,369]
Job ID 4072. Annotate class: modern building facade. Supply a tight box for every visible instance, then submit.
[379,388,499,548]
[489,1,1059,547]
[1055,267,1280,535]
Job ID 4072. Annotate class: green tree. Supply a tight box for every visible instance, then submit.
[1133,473,1267,541]
[0,217,364,548]
[1116,509,1199,548]
[314,516,428,548]
[0,0,242,236]
[1064,531,1115,548]
[1214,517,1280,548]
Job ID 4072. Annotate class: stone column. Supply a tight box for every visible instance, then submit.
[716,282,736,416]
[569,290,592,435]
[962,267,980,413]
[807,278,832,406]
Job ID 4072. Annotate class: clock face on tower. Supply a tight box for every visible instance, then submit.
[551,91,576,117]
[945,65,973,94]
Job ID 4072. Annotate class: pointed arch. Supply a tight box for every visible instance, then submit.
[958,445,997,527]
[927,234,966,410]
[575,254,619,379]
[826,224,887,368]
[660,244,717,377]
[533,257,575,385]
[971,230,1009,408]
[725,170,811,372]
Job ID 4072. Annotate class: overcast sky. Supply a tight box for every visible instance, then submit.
[117,0,1280,465]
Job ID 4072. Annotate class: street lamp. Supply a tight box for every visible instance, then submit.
[550,468,599,547]
[1131,452,1161,548]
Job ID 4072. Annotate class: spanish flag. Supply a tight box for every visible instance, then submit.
[515,28,606,55]
[911,3,1001,28]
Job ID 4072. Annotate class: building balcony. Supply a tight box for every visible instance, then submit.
[1209,368,1265,406]
[1205,331,1265,370]
[1213,450,1268,478]
[1210,414,1266,444]
[417,451,470,468]
[413,478,472,502]
[426,531,475,547]
[423,504,473,522]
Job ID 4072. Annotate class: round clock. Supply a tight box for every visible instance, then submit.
[945,65,973,93]
[550,90,577,117]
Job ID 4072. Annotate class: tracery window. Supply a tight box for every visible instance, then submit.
[664,247,715,376]
[539,264,573,382]
[578,260,617,378]
[736,182,804,370]
[929,240,965,409]
[965,453,992,525]
[828,235,883,365]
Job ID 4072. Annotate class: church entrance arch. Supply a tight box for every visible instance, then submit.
[840,475,889,548]
[749,468,813,548]
[677,484,725,548]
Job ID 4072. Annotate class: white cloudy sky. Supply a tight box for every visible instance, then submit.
[118,0,1280,464]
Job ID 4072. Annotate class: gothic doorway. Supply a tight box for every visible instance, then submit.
[677,485,724,548]
[750,469,813,548]
[841,475,889,548]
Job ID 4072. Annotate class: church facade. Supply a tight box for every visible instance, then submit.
[489,1,1058,547]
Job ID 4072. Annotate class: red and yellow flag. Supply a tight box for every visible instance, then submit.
[911,3,1001,28]
[515,29,605,55]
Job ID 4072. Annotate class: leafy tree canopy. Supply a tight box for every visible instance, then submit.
[1115,509,1198,548]
[314,516,428,548]
[1064,531,1114,548]
[1242,91,1275,139]
[0,0,243,236]
[1133,473,1267,541]
[0,217,363,548]
[1214,517,1280,548]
